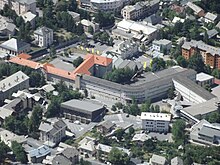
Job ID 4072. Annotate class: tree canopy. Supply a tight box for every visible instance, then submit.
[11,141,28,164]
[73,56,84,67]
[108,147,130,165]
[172,119,186,143]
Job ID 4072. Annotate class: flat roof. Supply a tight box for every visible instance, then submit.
[61,99,104,113]
[196,72,214,82]
[140,112,171,121]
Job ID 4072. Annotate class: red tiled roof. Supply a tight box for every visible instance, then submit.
[9,56,42,69]
[17,53,32,60]
[214,78,220,85]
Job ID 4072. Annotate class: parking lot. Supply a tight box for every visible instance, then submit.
[148,132,173,142]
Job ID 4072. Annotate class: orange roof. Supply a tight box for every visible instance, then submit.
[73,54,112,76]
[9,57,42,69]
[17,53,32,60]
[44,65,76,80]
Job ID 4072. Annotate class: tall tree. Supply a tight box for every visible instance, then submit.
[29,105,43,133]
[11,141,28,164]
[172,119,186,143]
[108,147,130,165]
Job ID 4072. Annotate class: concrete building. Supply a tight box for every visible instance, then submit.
[186,2,205,17]
[107,40,139,59]
[78,136,96,157]
[0,38,30,55]
[28,145,50,163]
[204,12,218,24]
[181,40,220,69]
[0,16,16,36]
[81,19,99,33]
[173,76,215,104]
[0,0,36,16]
[121,0,159,20]
[39,118,67,146]
[150,154,167,165]
[112,19,158,44]
[141,112,171,133]
[0,71,29,105]
[61,99,106,123]
[196,72,214,87]
[152,39,172,53]
[190,119,220,146]
[34,26,53,47]
[21,11,36,28]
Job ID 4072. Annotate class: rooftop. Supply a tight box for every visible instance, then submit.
[97,120,115,130]
[96,143,130,156]
[150,154,167,165]
[153,39,172,45]
[196,72,214,82]
[132,133,151,142]
[140,112,171,121]
[0,16,16,33]
[9,56,42,69]
[78,136,96,152]
[0,71,29,92]
[28,145,50,158]
[186,2,203,14]
[21,11,36,22]
[0,38,30,52]
[34,26,53,36]
[61,99,104,113]
[205,12,218,21]
[171,157,183,165]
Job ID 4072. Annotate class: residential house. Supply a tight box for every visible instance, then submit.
[170,4,185,14]
[0,38,31,55]
[152,39,172,53]
[60,147,79,165]
[201,29,219,39]
[204,12,218,24]
[143,14,162,26]
[0,16,16,36]
[181,40,220,69]
[39,118,67,146]
[141,112,171,133]
[21,11,36,28]
[34,26,53,47]
[96,120,116,135]
[0,0,36,16]
[171,157,183,165]
[0,71,30,105]
[150,154,167,165]
[196,72,214,87]
[78,136,96,157]
[68,11,80,22]
[28,145,51,163]
[132,133,151,146]
[81,19,99,33]
[121,0,159,20]
[186,2,205,17]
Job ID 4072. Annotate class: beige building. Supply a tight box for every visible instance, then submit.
[0,0,36,16]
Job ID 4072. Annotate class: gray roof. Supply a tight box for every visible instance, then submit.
[173,76,216,101]
[0,16,16,32]
[0,71,29,92]
[28,145,50,158]
[144,14,162,25]
[17,0,36,5]
[61,99,104,113]
[61,147,79,159]
[39,119,66,135]
[199,123,220,138]
[34,26,53,36]
[0,38,30,52]
[171,157,183,165]
[52,155,72,165]
[97,120,115,130]
[151,154,166,165]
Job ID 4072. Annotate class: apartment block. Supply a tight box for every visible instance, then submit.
[182,40,220,69]
[141,112,171,133]
[121,0,159,20]
[34,26,53,48]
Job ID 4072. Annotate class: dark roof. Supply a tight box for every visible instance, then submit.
[97,121,115,129]
[61,147,79,159]
[52,155,72,165]
[144,14,162,25]
[173,76,216,101]
[199,124,220,138]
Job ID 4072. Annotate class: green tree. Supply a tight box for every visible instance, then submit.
[167,85,175,99]
[50,46,56,57]
[115,129,125,141]
[188,52,205,73]
[211,69,220,79]
[111,105,117,111]
[94,11,115,28]
[73,56,84,67]
[0,140,10,163]
[88,25,94,34]
[29,105,43,133]
[176,56,188,68]
[11,141,28,164]
[108,147,130,165]
[29,72,46,87]
[172,119,186,143]
[205,112,220,123]
[151,58,166,72]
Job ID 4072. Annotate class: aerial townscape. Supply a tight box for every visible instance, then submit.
[0,0,220,164]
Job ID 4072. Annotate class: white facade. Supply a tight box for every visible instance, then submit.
[90,0,129,11]
[152,39,172,53]
[196,72,214,87]
[34,27,53,47]
[141,112,171,133]
[204,12,218,24]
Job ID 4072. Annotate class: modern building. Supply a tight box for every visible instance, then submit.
[81,19,99,33]
[34,26,53,47]
[78,136,96,157]
[181,40,220,69]
[204,12,218,24]
[39,118,67,146]
[0,71,29,105]
[190,119,220,146]
[107,40,139,59]
[150,154,167,165]
[141,112,171,133]
[0,38,31,55]
[112,19,158,44]
[121,0,159,20]
[0,16,16,36]
[0,0,36,16]
[152,39,172,53]
[173,76,216,104]
[28,145,51,163]
[96,120,116,135]
[61,99,106,123]
[186,2,205,17]
[196,72,214,87]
